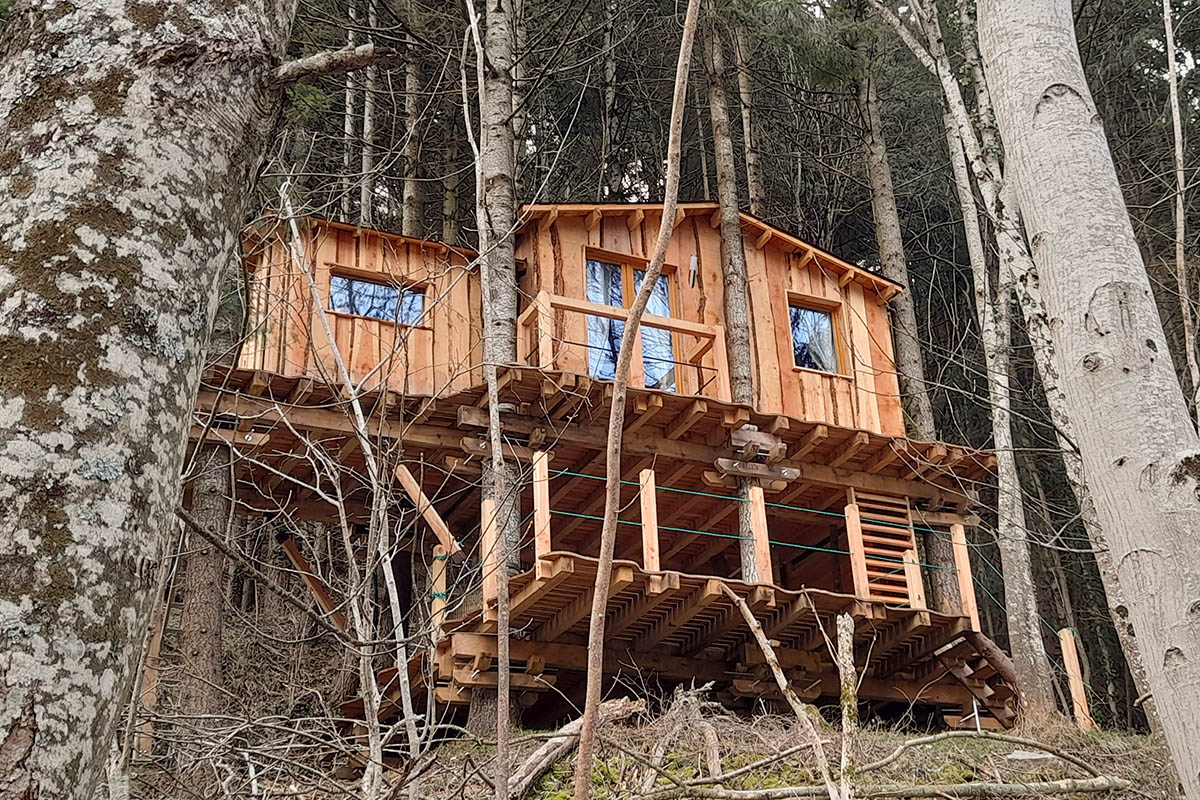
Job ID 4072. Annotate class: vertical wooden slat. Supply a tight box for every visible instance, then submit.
[480,496,498,614]
[710,324,731,402]
[533,450,552,560]
[903,549,927,610]
[1059,627,1098,731]
[535,289,554,369]
[747,483,773,584]
[844,501,871,599]
[950,523,981,630]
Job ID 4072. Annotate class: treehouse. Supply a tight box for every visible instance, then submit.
[193,203,1016,734]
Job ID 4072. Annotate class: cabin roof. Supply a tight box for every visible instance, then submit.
[245,212,480,261]
[518,202,902,298]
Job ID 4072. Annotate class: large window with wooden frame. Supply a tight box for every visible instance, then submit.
[329,274,425,326]
[584,254,677,392]
[788,300,839,373]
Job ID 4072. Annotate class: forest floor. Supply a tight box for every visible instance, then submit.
[423,699,1171,800]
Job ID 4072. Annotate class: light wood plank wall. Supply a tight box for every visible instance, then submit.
[515,208,904,435]
[239,218,481,397]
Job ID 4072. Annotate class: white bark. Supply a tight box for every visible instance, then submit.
[1163,0,1200,417]
[0,1,296,795]
[980,0,1200,789]
[358,0,377,227]
[402,2,422,238]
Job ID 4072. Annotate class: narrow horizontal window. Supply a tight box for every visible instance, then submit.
[330,275,424,325]
[789,305,838,373]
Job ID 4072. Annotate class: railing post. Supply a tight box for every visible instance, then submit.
[747,483,774,584]
[639,468,661,592]
[710,324,731,403]
[844,501,871,599]
[950,523,981,630]
[535,289,553,369]
[533,450,552,560]
[480,496,498,616]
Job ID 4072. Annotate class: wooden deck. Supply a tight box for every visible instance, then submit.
[349,552,1016,727]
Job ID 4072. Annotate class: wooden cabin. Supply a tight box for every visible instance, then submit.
[193,205,1015,734]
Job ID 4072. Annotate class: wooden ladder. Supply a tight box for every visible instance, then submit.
[845,489,926,608]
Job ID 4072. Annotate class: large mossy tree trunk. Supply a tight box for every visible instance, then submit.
[0,2,296,795]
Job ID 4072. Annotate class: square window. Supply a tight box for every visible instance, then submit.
[789,304,838,372]
[330,275,424,325]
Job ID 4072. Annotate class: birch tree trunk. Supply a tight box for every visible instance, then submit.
[343,2,358,219]
[733,26,765,218]
[0,1,297,795]
[1163,0,1200,418]
[703,11,760,582]
[980,0,1200,787]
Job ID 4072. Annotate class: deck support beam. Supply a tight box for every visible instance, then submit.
[395,464,460,556]
[746,483,773,584]
[639,468,663,592]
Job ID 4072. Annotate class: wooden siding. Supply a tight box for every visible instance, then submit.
[239,218,480,397]
[516,205,905,435]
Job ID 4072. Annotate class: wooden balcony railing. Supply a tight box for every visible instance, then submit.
[517,290,731,402]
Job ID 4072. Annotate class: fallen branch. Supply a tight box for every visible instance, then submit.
[508,698,643,799]
[639,775,1130,800]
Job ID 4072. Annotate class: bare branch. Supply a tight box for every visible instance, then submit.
[275,43,401,85]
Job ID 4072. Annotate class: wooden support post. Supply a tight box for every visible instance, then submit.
[903,549,927,611]
[533,450,552,560]
[395,464,460,556]
[747,483,773,584]
[535,290,553,369]
[844,502,870,599]
[640,467,665,594]
[431,544,448,642]
[950,523,981,630]
[1059,627,1098,732]
[480,496,498,613]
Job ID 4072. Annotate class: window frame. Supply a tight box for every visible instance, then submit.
[326,266,429,329]
[582,246,680,318]
[786,290,849,377]
[582,246,681,391]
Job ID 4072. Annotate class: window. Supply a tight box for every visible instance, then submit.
[330,275,424,325]
[789,304,838,373]
[584,257,677,392]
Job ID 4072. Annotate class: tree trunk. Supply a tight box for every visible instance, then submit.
[0,2,296,795]
[343,2,358,219]
[178,444,230,790]
[402,0,422,237]
[1163,0,1199,418]
[854,68,936,440]
[358,0,377,227]
[443,135,460,245]
[980,0,1200,788]
[732,26,764,218]
[854,44,953,611]
[703,10,761,584]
